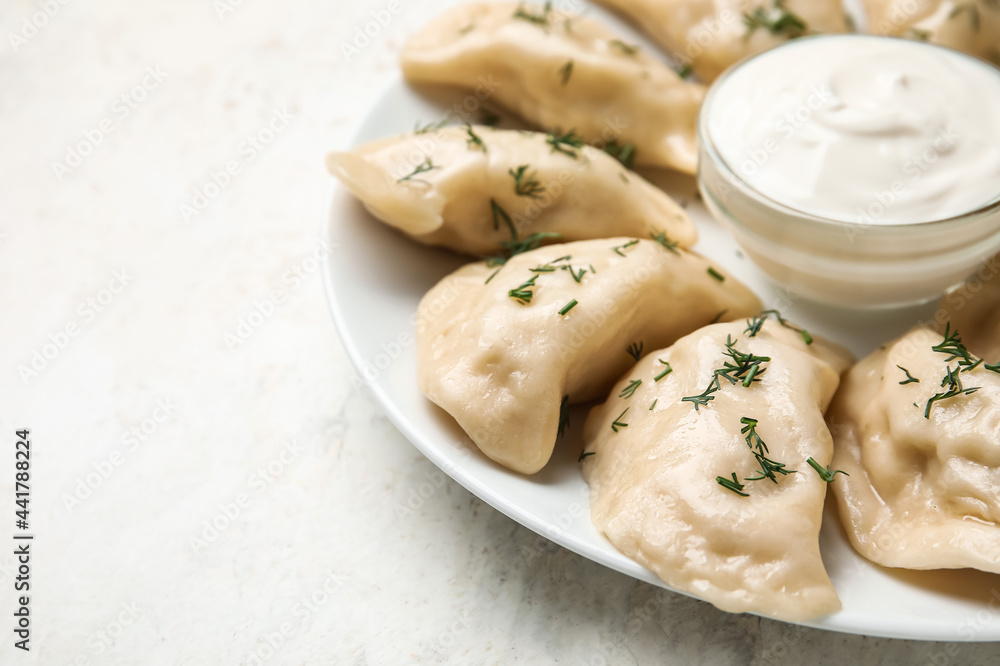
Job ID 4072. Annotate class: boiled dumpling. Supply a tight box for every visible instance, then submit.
[936,260,1000,360]
[327,126,696,257]
[401,3,704,174]
[864,0,1000,64]
[828,325,1000,573]
[416,238,761,474]
[583,318,853,620]
[592,0,850,81]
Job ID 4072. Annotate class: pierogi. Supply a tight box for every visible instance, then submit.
[864,0,1000,63]
[400,2,705,174]
[592,0,850,81]
[829,325,1000,573]
[327,127,696,256]
[416,238,761,474]
[583,319,853,620]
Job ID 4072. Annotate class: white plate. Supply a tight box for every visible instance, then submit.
[323,75,1000,643]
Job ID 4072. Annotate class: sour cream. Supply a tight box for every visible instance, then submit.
[706,35,1000,224]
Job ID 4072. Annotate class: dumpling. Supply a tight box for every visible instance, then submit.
[828,325,1000,573]
[864,0,1000,64]
[582,318,853,620]
[936,258,1000,360]
[592,0,850,82]
[416,238,761,474]
[327,126,696,257]
[400,3,704,174]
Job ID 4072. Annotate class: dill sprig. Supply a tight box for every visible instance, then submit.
[559,60,574,85]
[509,165,545,199]
[414,119,450,134]
[740,417,795,483]
[653,360,672,382]
[649,229,680,254]
[578,451,595,462]
[716,335,771,388]
[743,0,808,39]
[932,323,982,372]
[745,309,813,345]
[546,129,585,158]
[613,239,640,257]
[490,199,517,239]
[507,275,538,304]
[682,374,721,411]
[484,232,562,270]
[479,109,501,127]
[558,299,578,316]
[558,395,570,437]
[950,2,981,31]
[609,39,639,55]
[717,473,749,497]
[466,125,486,152]
[619,379,642,399]
[603,141,636,169]
[649,399,658,410]
[806,457,848,483]
[397,158,439,183]
[897,365,920,385]
[513,1,552,26]
[676,64,693,79]
[707,267,725,282]
[627,342,644,361]
[611,408,629,432]
[924,364,980,419]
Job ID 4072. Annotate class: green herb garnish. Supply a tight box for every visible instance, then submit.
[745,309,813,345]
[398,158,439,183]
[682,374,721,411]
[654,360,673,382]
[806,457,848,483]
[925,364,980,419]
[609,39,639,55]
[559,60,574,85]
[627,342,644,361]
[611,408,630,432]
[508,275,539,304]
[578,451,595,462]
[466,125,486,152]
[603,141,636,169]
[490,198,517,238]
[707,267,725,282]
[546,129,585,158]
[414,119,450,134]
[649,399,658,410]
[619,379,642,399]
[897,365,920,385]
[740,417,795,483]
[743,0,808,39]
[613,239,640,257]
[558,395,570,437]
[559,299,578,316]
[950,2,981,31]
[649,230,680,254]
[509,165,545,199]
[717,473,749,497]
[513,2,552,26]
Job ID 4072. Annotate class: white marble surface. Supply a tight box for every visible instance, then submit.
[1,0,998,663]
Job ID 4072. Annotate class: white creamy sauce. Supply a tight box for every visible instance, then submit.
[707,36,1000,224]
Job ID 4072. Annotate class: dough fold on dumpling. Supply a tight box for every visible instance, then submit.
[416,238,761,474]
[400,3,704,174]
[583,320,852,621]
[828,326,1000,573]
[327,127,695,256]
[592,0,849,81]
[864,0,1000,63]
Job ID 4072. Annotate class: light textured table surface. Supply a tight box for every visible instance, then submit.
[2,0,999,663]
